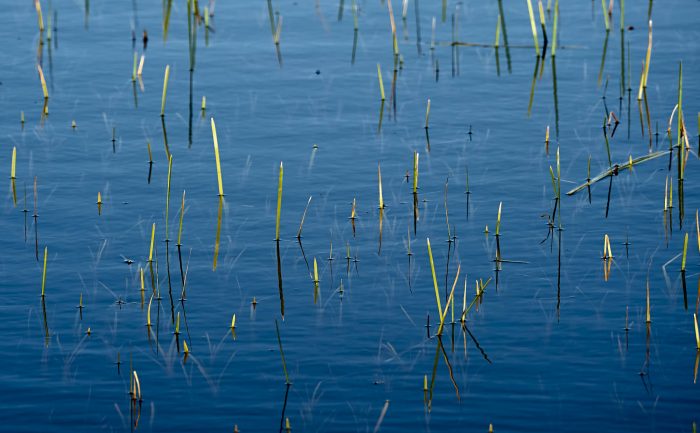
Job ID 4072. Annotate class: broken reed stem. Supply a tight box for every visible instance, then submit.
[424,99,431,129]
[426,238,443,318]
[297,196,312,238]
[412,151,419,193]
[37,65,48,100]
[275,162,284,241]
[148,223,156,262]
[40,246,48,297]
[377,63,385,101]
[550,0,559,57]
[160,65,170,117]
[681,232,689,272]
[526,0,540,56]
[231,313,236,329]
[147,141,153,163]
[275,319,291,384]
[177,191,185,246]
[378,163,385,209]
[211,118,224,196]
[165,155,173,240]
[637,20,652,101]
[11,147,17,179]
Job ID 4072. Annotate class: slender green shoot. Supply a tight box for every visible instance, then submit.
[424,99,431,129]
[275,162,283,241]
[37,65,48,100]
[378,163,385,209]
[426,238,443,318]
[601,0,609,31]
[551,0,559,57]
[495,202,503,235]
[148,223,156,262]
[160,65,170,117]
[297,196,312,238]
[526,0,540,56]
[377,63,385,101]
[11,147,17,179]
[681,232,689,271]
[494,14,501,47]
[41,246,48,297]
[211,118,224,196]
[413,151,419,193]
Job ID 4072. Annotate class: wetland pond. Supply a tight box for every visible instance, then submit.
[1,0,700,431]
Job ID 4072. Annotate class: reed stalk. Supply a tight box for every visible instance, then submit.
[526,0,540,56]
[313,257,319,283]
[132,52,137,81]
[147,294,153,326]
[495,202,502,235]
[275,162,283,241]
[637,20,652,100]
[137,55,145,76]
[426,238,443,318]
[437,264,460,336]
[378,163,385,209]
[601,0,609,30]
[297,196,312,238]
[413,151,419,193]
[231,314,236,329]
[11,147,16,179]
[160,65,170,117]
[377,63,385,101]
[677,62,684,180]
[550,0,559,57]
[424,99,431,129]
[694,313,700,350]
[211,118,225,196]
[40,246,47,297]
[148,223,156,262]
[681,232,689,272]
[494,14,501,48]
[645,279,651,323]
[37,65,48,100]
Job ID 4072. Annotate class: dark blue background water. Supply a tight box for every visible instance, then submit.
[1,1,699,431]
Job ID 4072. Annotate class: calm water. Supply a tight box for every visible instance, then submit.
[1,1,700,431]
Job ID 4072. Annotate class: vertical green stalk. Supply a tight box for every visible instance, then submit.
[681,232,688,271]
[160,65,170,117]
[526,0,540,56]
[426,238,443,318]
[275,162,283,241]
[41,246,48,297]
[551,0,559,57]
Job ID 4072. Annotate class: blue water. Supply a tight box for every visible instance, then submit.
[1,1,699,431]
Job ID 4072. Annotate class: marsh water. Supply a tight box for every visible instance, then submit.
[1,1,700,431]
